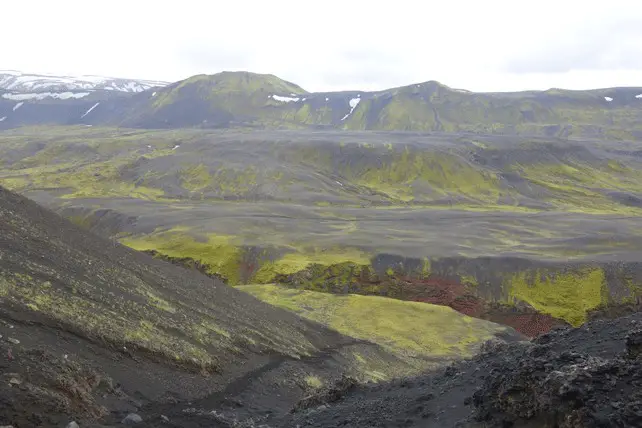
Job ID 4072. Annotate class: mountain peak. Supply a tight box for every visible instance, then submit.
[174,71,308,95]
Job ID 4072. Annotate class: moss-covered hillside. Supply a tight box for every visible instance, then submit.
[2,127,642,335]
[2,71,642,139]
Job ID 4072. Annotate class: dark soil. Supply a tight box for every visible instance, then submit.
[0,185,416,426]
[276,313,642,428]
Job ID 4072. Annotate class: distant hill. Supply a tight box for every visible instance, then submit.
[1,70,642,139]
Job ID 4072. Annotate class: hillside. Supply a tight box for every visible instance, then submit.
[2,127,642,339]
[0,184,518,426]
[1,71,642,138]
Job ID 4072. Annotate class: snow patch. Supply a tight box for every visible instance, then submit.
[605,96,613,102]
[0,116,6,122]
[341,98,361,121]
[172,144,180,150]
[2,92,90,101]
[325,97,329,102]
[152,92,157,97]
[636,94,642,99]
[271,94,300,103]
[357,94,361,98]
[12,102,23,111]
[81,102,100,118]
[335,181,343,187]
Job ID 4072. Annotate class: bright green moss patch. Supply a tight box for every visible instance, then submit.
[507,267,606,326]
[238,284,511,361]
[304,375,324,389]
[251,247,371,284]
[120,229,243,285]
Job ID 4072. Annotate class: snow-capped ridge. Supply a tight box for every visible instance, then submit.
[2,92,90,101]
[0,70,168,94]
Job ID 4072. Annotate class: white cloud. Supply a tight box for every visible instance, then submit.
[2,0,642,92]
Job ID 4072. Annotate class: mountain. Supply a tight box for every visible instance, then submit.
[120,71,308,128]
[0,184,517,426]
[1,70,642,139]
[0,70,168,93]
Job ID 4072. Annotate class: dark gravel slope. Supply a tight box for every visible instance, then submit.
[279,314,642,428]
[0,185,410,426]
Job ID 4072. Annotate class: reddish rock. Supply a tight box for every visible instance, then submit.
[372,275,565,338]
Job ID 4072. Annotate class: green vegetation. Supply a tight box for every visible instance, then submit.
[251,248,371,284]
[514,159,642,214]
[238,284,512,363]
[304,375,324,389]
[0,273,220,369]
[120,228,244,285]
[120,227,373,287]
[506,267,606,326]
[348,147,501,203]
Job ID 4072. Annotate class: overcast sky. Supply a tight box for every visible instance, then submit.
[3,0,642,92]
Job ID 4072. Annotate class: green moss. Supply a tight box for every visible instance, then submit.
[120,229,243,285]
[421,258,431,277]
[460,275,478,287]
[507,267,606,326]
[179,163,213,192]
[238,284,511,362]
[1,274,216,368]
[304,375,323,389]
[515,159,642,213]
[251,248,371,284]
[345,147,501,203]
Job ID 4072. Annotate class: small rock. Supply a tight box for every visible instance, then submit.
[0,425,15,428]
[160,415,169,422]
[66,422,80,428]
[121,413,143,425]
[6,338,19,345]
[8,378,21,386]
[626,329,642,358]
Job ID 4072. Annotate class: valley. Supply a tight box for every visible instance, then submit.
[0,70,641,427]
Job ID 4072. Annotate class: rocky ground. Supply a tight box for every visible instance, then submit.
[2,303,640,427]
[275,313,642,428]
